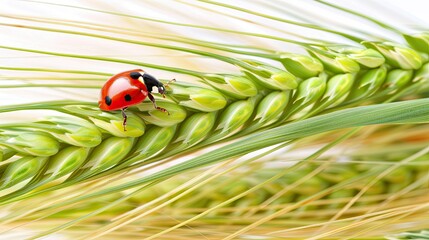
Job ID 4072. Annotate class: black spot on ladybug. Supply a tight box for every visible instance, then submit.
[105,96,112,106]
[124,94,132,102]
[130,72,141,80]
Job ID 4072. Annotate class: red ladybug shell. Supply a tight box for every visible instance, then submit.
[99,69,148,111]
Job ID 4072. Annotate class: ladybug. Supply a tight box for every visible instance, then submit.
[99,69,175,131]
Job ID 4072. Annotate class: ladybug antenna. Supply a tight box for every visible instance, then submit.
[161,79,176,98]
[164,78,176,88]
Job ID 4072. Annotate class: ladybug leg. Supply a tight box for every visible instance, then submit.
[148,93,170,115]
[121,108,127,131]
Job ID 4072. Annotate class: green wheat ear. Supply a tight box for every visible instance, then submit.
[0,1,429,239]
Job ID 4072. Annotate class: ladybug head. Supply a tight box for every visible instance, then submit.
[158,84,166,96]
[156,79,176,97]
[142,73,166,96]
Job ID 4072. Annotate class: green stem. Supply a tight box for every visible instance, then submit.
[0,84,100,88]
[0,45,203,78]
[315,0,402,34]
[0,23,282,75]
[178,0,332,44]
[1,13,300,53]
[163,35,278,59]
[0,101,95,113]
[22,0,320,47]
[0,77,105,81]
[3,18,293,61]
[198,0,364,43]
[0,66,112,76]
